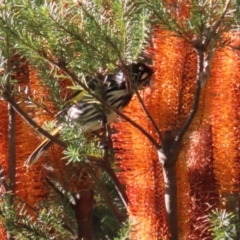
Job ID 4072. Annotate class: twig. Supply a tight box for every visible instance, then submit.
[172,49,203,151]
[7,104,16,194]
[2,91,66,148]
[102,158,129,209]
[82,159,125,223]
[100,114,129,208]
[5,38,16,199]
[0,167,8,192]
[204,0,232,48]
[80,5,123,63]
[135,88,163,142]
[46,177,80,237]
[102,134,129,209]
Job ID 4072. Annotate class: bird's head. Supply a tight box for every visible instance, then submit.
[127,62,153,90]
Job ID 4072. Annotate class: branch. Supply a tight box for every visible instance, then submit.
[204,0,232,47]
[95,118,129,209]
[102,159,129,209]
[91,115,129,208]
[2,91,66,148]
[172,49,203,153]
[160,155,178,240]
[102,132,129,209]
[170,0,231,157]
[83,153,129,210]
[7,104,16,194]
[135,88,163,142]
[0,166,9,192]
[5,39,16,200]
[82,159,125,223]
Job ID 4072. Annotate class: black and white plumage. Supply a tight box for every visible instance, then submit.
[26,63,153,166]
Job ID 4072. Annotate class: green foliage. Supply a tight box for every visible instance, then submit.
[0,193,77,239]
[0,0,152,167]
[1,0,239,239]
[209,208,240,240]
[114,220,131,240]
[0,0,150,71]
[93,171,127,239]
[136,0,240,42]
[61,124,102,163]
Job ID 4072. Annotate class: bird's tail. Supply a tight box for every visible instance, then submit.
[25,127,61,167]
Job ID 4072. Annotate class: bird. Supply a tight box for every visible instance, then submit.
[26,62,153,166]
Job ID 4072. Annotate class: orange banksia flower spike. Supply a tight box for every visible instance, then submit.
[209,35,240,208]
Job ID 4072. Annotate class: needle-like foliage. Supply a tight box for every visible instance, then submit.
[0,1,152,239]
[1,0,240,239]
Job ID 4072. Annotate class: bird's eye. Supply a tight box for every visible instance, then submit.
[138,66,144,71]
